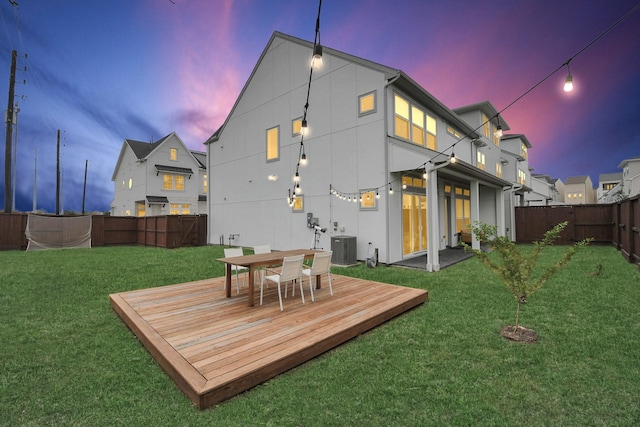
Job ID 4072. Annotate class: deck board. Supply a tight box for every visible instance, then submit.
[110,273,428,409]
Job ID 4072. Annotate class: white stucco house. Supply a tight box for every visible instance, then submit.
[111,132,207,217]
[205,31,530,270]
[564,175,596,204]
[619,156,640,199]
[597,172,623,203]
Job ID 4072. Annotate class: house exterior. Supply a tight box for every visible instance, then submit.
[563,175,596,204]
[619,156,640,199]
[205,32,527,270]
[528,174,560,205]
[111,132,207,217]
[597,172,623,203]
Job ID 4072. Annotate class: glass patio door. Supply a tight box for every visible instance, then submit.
[402,193,428,256]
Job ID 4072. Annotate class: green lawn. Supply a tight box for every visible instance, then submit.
[1,245,639,426]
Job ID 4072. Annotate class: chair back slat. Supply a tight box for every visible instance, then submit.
[311,251,332,275]
[224,247,244,258]
[279,255,304,282]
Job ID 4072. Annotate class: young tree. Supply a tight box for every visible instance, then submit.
[465,221,592,339]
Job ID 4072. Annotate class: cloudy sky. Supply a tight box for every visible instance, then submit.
[1,0,639,213]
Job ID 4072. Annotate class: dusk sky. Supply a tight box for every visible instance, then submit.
[1,0,639,213]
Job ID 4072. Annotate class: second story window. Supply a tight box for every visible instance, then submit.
[203,174,208,193]
[163,174,185,191]
[394,93,437,150]
[292,118,302,136]
[518,169,527,185]
[477,152,486,171]
[170,148,177,161]
[359,91,376,116]
[496,163,503,178]
[266,126,279,162]
[521,143,528,160]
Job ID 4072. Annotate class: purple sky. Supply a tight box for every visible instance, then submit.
[1,0,639,213]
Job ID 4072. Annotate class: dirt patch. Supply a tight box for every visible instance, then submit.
[500,325,538,343]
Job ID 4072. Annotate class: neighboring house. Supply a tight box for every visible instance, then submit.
[563,175,596,204]
[528,174,560,206]
[205,31,528,271]
[597,172,623,203]
[111,132,207,217]
[619,156,640,199]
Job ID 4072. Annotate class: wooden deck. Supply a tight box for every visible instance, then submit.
[110,274,428,409]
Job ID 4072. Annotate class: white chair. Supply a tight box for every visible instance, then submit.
[253,244,271,254]
[260,254,305,311]
[253,244,272,282]
[223,247,248,294]
[302,251,333,301]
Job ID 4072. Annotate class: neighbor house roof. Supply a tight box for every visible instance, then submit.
[617,156,640,169]
[565,176,590,185]
[599,172,622,182]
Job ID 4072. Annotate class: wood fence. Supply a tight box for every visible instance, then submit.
[515,196,639,269]
[0,214,207,251]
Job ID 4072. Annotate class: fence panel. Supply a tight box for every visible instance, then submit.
[0,214,207,250]
[0,213,28,250]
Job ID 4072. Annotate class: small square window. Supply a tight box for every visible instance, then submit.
[360,190,377,210]
[292,195,304,212]
[359,91,376,116]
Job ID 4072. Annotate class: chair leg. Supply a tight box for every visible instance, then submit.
[277,282,284,311]
[260,275,265,306]
[307,274,315,302]
[299,277,306,304]
[327,272,333,296]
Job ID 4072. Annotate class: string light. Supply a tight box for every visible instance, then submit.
[563,62,574,92]
[494,114,503,139]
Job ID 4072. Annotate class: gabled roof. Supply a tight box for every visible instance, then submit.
[599,172,622,182]
[112,132,206,181]
[205,31,480,144]
[618,155,640,169]
[453,101,511,132]
[500,133,532,148]
[565,175,590,185]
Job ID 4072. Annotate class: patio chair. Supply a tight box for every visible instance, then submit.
[260,254,305,311]
[223,247,248,294]
[253,244,273,283]
[301,251,333,301]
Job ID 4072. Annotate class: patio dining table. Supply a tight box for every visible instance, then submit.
[218,249,322,307]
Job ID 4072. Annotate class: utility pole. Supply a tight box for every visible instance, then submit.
[4,50,17,213]
[56,129,60,215]
[82,160,88,214]
[33,147,37,212]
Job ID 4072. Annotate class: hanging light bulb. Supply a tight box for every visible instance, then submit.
[388,184,394,195]
[294,171,300,182]
[375,190,380,199]
[564,62,574,92]
[312,44,323,68]
[301,118,308,135]
[494,114,503,139]
[450,152,456,163]
[300,150,307,166]
[295,183,301,194]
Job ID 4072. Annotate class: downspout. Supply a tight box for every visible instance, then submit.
[505,183,523,241]
[383,72,401,265]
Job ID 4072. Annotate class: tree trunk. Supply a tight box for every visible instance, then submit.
[514,300,521,331]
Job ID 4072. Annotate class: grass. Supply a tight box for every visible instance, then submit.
[1,244,639,426]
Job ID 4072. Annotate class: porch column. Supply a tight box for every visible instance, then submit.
[426,168,440,272]
[496,187,506,236]
[470,179,480,250]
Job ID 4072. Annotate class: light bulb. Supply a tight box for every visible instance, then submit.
[564,74,573,92]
